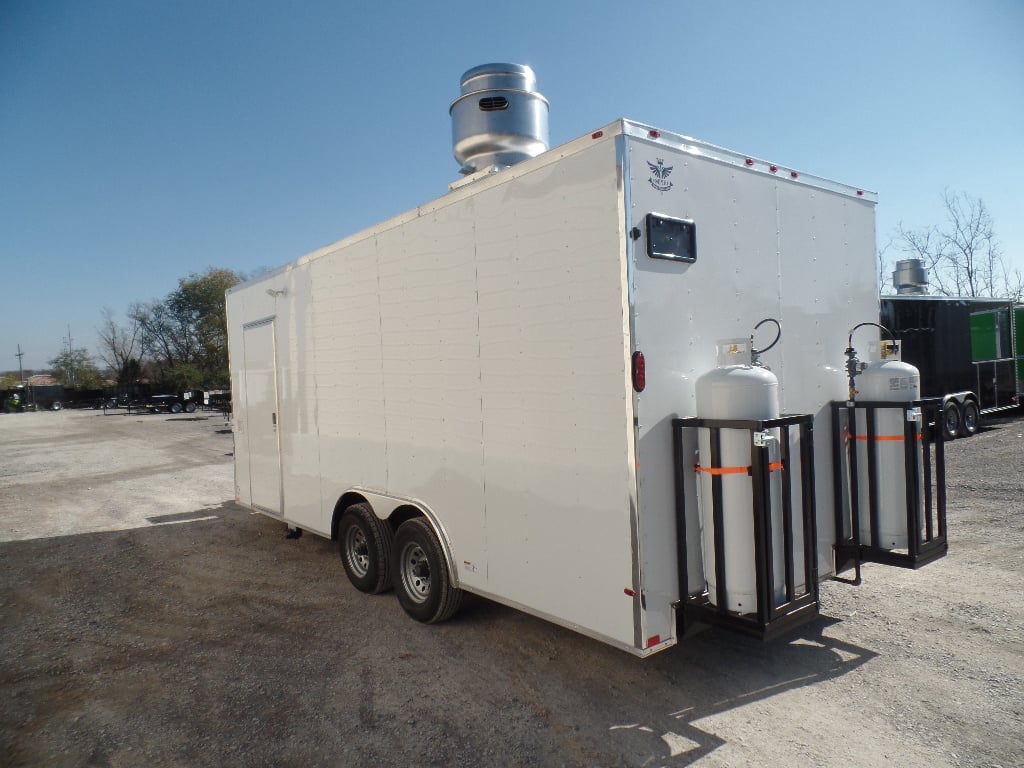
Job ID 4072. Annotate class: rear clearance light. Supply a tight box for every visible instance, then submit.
[790,171,799,179]
[632,351,646,392]
[744,158,754,166]
[592,130,604,139]
[647,635,661,647]
[648,129,660,138]
[769,165,779,173]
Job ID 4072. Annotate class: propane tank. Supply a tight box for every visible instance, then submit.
[694,329,795,613]
[847,331,921,549]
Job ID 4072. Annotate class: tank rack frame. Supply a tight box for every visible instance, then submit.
[672,414,819,640]
[830,398,947,583]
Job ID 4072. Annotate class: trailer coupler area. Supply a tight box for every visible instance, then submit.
[672,414,819,641]
[830,398,947,581]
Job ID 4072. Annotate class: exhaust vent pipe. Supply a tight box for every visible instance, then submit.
[450,63,549,175]
[893,258,929,295]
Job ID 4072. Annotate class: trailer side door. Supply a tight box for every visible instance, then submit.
[243,319,283,514]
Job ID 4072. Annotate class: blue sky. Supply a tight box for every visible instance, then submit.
[2,1,1021,371]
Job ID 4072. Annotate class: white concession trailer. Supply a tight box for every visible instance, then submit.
[227,65,946,656]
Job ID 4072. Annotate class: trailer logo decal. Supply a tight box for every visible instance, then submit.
[647,159,674,192]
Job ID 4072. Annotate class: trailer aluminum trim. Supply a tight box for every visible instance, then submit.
[619,121,878,203]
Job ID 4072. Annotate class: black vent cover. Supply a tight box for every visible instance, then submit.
[478,96,509,112]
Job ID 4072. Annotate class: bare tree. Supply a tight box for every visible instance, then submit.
[96,306,147,382]
[877,237,895,295]
[893,190,1020,300]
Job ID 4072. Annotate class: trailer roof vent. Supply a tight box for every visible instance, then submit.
[893,258,929,295]
[450,63,549,176]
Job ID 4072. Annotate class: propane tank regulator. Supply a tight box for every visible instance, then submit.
[844,322,898,402]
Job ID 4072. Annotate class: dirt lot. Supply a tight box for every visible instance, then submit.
[1,408,1021,767]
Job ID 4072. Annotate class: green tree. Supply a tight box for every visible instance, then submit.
[161,363,204,392]
[117,357,142,387]
[48,348,104,389]
[132,267,242,387]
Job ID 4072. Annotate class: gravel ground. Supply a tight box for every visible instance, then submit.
[1,407,1021,767]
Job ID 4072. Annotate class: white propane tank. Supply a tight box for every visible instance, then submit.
[853,340,921,549]
[695,338,795,613]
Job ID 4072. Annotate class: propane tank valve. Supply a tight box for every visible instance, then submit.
[845,346,862,401]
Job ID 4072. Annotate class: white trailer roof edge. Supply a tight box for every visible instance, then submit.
[227,118,875,297]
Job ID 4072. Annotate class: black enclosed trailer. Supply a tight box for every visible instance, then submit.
[880,295,1022,438]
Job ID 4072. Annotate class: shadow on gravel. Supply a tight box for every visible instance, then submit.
[0,502,878,768]
[461,595,877,765]
[641,618,876,764]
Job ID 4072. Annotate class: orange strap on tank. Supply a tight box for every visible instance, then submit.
[695,462,785,475]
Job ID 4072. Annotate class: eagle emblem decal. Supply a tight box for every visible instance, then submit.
[647,158,674,192]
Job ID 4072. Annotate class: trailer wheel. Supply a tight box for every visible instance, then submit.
[338,503,394,594]
[959,401,980,437]
[941,401,961,441]
[184,401,197,414]
[393,518,462,624]
[170,402,183,414]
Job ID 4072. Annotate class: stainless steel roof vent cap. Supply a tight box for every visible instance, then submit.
[450,63,549,175]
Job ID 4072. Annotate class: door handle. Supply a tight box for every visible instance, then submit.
[272,412,277,427]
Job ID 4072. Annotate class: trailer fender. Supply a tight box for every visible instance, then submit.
[331,489,459,589]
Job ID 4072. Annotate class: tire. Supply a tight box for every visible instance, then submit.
[393,517,463,624]
[170,402,183,414]
[959,400,980,437]
[338,503,393,594]
[942,401,961,441]
[184,401,197,414]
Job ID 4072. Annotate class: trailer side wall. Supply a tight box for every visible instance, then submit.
[228,136,642,650]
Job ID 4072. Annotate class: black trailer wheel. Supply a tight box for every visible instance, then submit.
[959,400,980,437]
[338,503,393,594]
[184,401,197,414]
[942,401,961,441]
[170,402,183,414]
[393,517,463,624]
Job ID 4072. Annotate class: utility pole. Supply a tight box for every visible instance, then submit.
[15,344,25,385]
[65,325,76,387]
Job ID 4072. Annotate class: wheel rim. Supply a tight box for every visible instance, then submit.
[345,526,370,578]
[964,407,977,431]
[945,410,958,434]
[400,542,430,604]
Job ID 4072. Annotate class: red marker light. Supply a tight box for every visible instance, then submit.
[592,130,604,139]
[856,190,864,196]
[647,635,661,647]
[769,165,778,173]
[632,351,646,392]
[649,130,660,138]
[744,158,754,166]
[624,588,637,597]
[790,171,799,179]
